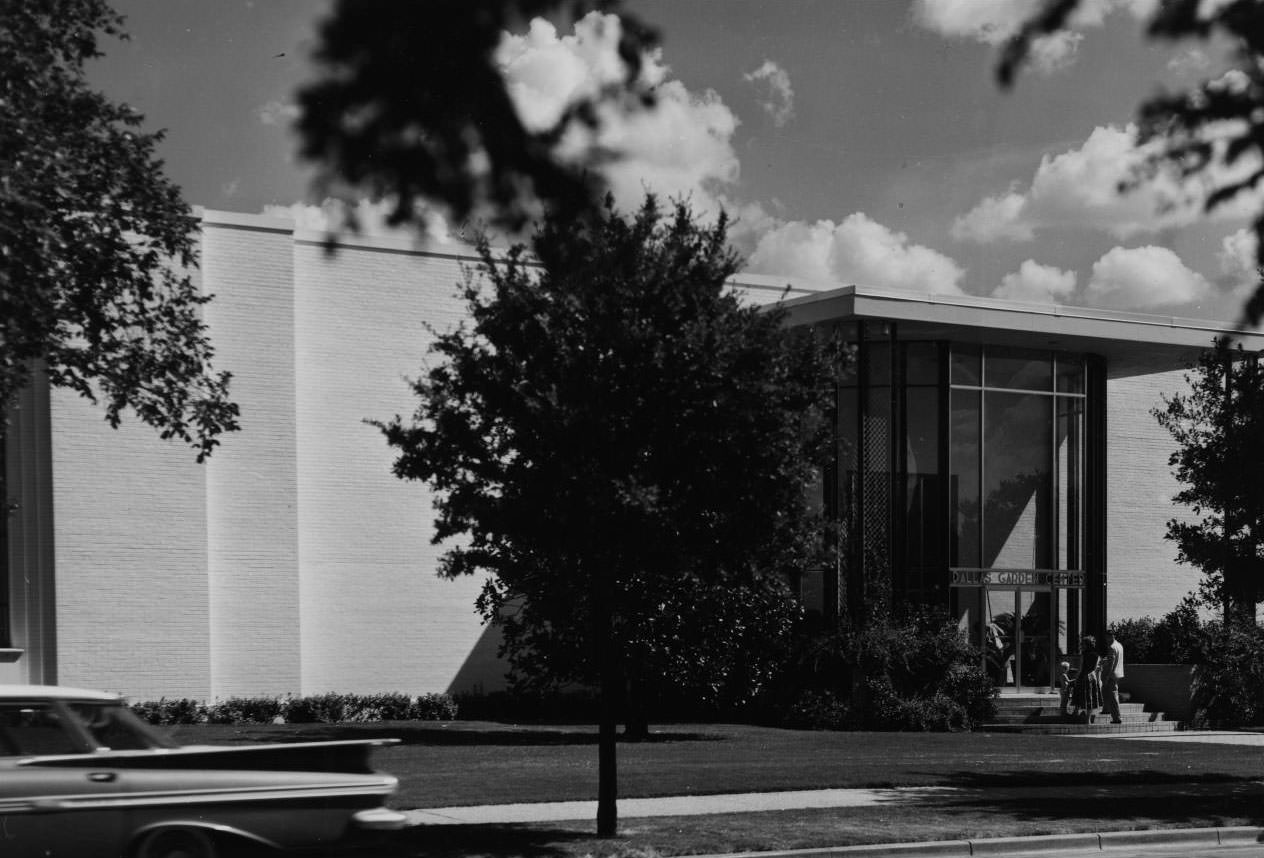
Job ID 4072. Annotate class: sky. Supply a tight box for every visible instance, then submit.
[87,0,1260,323]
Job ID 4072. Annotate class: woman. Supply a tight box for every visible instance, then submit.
[1068,635,1102,724]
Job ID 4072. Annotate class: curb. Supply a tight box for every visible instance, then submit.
[688,827,1264,858]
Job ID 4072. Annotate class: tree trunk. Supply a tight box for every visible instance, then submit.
[593,589,620,837]
[1224,557,1257,631]
[596,650,620,836]
[597,692,618,836]
[0,425,9,648]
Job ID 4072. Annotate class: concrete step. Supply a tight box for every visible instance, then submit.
[992,702,1146,719]
[994,700,1146,712]
[989,710,1167,725]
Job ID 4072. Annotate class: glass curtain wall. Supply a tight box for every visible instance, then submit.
[824,324,1091,685]
[947,346,1087,691]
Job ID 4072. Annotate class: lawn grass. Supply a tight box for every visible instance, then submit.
[168,721,1264,857]
[395,785,1264,858]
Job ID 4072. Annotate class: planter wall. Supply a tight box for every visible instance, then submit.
[1119,663,1195,722]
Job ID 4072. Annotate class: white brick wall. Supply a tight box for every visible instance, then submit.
[201,218,302,698]
[1106,367,1201,621]
[292,238,502,694]
[48,386,211,700]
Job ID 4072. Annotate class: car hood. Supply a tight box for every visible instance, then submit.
[14,738,400,774]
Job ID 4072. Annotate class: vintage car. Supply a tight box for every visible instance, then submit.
[0,684,408,858]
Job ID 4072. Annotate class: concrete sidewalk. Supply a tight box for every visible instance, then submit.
[404,786,959,825]
[402,730,1264,857]
[404,780,1264,827]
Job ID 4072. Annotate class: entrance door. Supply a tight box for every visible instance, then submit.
[982,588,1055,692]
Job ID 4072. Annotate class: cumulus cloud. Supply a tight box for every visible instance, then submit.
[993,260,1077,303]
[913,0,1155,73]
[1216,227,1260,298]
[594,80,741,216]
[952,190,1033,242]
[1026,30,1084,75]
[955,122,1264,244]
[1084,245,1212,309]
[953,124,1204,242]
[1219,227,1256,278]
[256,99,300,127]
[747,213,966,296]
[1167,46,1211,77]
[261,199,454,244]
[743,60,795,127]
[496,14,653,133]
[496,12,740,218]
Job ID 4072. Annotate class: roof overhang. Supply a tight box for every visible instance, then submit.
[760,284,1264,379]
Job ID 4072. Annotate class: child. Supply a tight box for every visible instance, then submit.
[1058,660,1075,716]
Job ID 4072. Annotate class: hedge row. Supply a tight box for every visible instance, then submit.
[130,692,458,725]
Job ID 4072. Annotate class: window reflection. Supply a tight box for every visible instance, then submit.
[983,391,1053,568]
[950,388,980,567]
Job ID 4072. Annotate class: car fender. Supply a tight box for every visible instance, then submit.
[128,819,283,853]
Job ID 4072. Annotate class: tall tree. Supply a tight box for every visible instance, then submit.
[1,0,238,458]
[375,196,835,835]
[1154,338,1264,629]
[998,0,1264,327]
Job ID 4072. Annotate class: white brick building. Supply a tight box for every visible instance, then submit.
[2,208,1258,699]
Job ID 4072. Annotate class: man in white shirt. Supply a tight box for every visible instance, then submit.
[1102,630,1125,724]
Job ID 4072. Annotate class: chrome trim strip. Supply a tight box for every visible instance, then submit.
[10,780,394,813]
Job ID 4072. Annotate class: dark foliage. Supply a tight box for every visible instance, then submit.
[297,0,656,233]
[1189,619,1264,728]
[1154,339,1264,627]
[1111,600,1264,729]
[374,195,837,832]
[998,0,1264,328]
[376,195,833,705]
[1,0,237,459]
[772,609,997,731]
[1109,600,1206,664]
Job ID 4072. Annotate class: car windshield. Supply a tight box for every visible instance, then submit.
[0,700,178,756]
[66,702,179,751]
[0,703,80,756]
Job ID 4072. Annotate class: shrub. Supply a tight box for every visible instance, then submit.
[769,607,996,732]
[1151,600,1209,664]
[412,693,460,720]
[938,663,998,728]
[131,697,207,725]
[888,694,968,732]
[1190,621,1264,728]
[1108,616,1159,663]
[130,691,458,725]
[284,692,349,724]
[206,696,286,724]
[1110,600,1208,664]
[781,689,852,730]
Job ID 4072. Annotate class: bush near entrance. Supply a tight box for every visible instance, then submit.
[1111,602,1264,729]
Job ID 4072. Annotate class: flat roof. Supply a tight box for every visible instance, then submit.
[194,209,1263,378]
[760,283,1264,378]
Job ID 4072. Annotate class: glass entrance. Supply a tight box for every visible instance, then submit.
[953,572,1084,693]
[983,589,1054,691]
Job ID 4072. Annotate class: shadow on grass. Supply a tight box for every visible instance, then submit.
[924,769,1245,789]
[205,723,723,747]
[385,823,594,858]
[912,770,1264,831]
